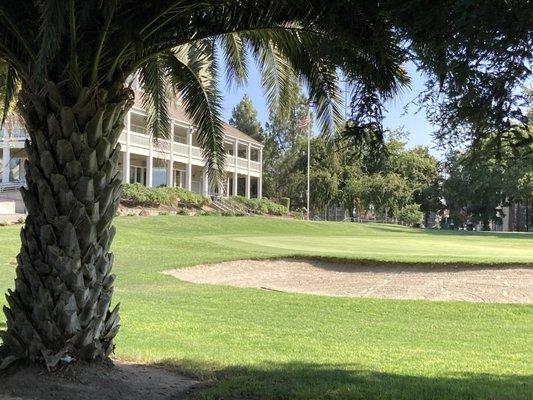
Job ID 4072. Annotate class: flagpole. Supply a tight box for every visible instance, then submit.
[306,108,311,221]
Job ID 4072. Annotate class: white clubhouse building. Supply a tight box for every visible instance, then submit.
[1,93,264,205]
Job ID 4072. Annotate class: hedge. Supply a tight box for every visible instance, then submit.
[121,183,211,207]
[225,196,288,216]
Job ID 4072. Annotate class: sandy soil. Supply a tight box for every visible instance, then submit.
[0,361,198,400]
[164,258,533,303]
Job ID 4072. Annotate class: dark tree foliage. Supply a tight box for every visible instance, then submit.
[338,0,532,150]
[443,131,533,230]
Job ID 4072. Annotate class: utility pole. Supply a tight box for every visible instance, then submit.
[297,102,313,220]
[306,108,311,221]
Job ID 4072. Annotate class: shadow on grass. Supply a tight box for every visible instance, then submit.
[367,224,533,239]
[152,359,532,400]
[278,255,533,269]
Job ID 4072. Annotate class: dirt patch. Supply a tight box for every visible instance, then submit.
[164,259,533,303]
[0,361,198,400]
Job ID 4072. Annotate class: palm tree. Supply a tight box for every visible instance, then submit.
[0,1,408,370]
[1,0,529,371]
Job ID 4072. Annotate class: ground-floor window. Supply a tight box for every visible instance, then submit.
[191,180,202,194]
[174,169,185,188]
[152,167,167,187]
[3,158,26,184]
[130,166,146,185]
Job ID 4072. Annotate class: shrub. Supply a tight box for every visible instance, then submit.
[197,210,221,216]
[227,196,288,216]
[398,204,424,226]
[122,183,210,207]
[279,197,291,210]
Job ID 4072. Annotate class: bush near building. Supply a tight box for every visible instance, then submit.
[121,183,211,208]
[225,196,288,216]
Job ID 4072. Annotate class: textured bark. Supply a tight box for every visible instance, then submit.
[0,83,133,370]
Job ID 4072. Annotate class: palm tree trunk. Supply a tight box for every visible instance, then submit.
[1,83,133,370]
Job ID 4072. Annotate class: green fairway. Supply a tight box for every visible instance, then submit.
[1,216,532,399]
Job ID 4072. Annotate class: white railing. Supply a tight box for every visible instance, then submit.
[0,182,23,192]
[191,147,202,158]
[250,161,261,171]
[237,158,248,168]
[153,139,171,153]
[174,143,189,156]
[130,132,150,148]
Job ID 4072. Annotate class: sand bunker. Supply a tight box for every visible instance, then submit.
[164,259,533,303]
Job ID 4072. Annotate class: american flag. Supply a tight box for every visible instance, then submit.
[297,114,310,129]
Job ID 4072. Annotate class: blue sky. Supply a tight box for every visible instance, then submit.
[220,61,442,156]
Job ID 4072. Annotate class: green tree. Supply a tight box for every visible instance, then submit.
[229,95,264,142]
[443,151,506,230]
[443,129,533,231]
[262,86,312,201]
[0,0,530,370]
[398,204,424,226]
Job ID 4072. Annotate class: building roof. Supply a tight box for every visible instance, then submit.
[221,123,263,147]
[133,92,263,147]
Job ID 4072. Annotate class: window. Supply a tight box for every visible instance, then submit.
[250,148,259,162]
[173,126,188,144]
[130,113,147,134]
[152,168,168,187]
[174,170,185,188]
[191,132,200,147]
[225,142,234,156]
[130,166,146,185]
[238,143,247,159]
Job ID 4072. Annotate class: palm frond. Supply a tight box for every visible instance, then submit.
[162,45,225,182]
[34,0,66,85]
[139,55,171,141]
[244,28,343,135]
[0,3,36,65]
[245,31,299,122]
[218,33,248,88]
[1,64,18,127]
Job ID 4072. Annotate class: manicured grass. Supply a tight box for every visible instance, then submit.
[1,216,532,399]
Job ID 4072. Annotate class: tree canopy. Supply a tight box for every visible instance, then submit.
[229,95,264,142]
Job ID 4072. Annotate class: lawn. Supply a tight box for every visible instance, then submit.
[0,216,532,399]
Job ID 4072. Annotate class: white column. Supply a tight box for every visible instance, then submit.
[245,176,251,199]
[2,132,10,185]
[167,123,174,187]
[245,143,251,199]
[202,167,209,196]
[122,113,131,183]
[186,127,193,191]
[258,148,263,199]
[186,164,192,191]
[233,140,239,196]
[147,138,153,187]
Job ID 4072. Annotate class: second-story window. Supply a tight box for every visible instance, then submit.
[250,148,259,162]
[173,125,188,144]
[191,132,200,147]
[130,112,147,135]
[238,143,247,159]
[225,142,234,155]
